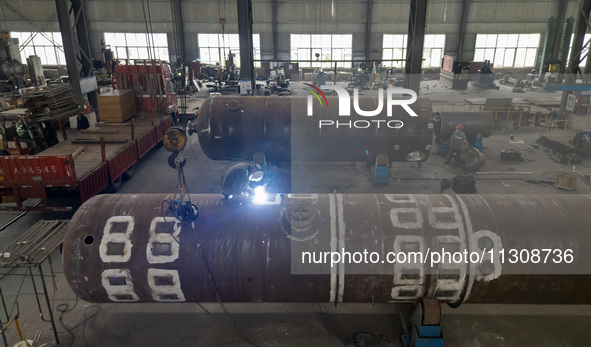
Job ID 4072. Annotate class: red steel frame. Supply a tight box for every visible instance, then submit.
[113,60,178,116]
[0,59,177,211]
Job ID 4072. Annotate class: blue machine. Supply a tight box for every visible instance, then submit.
[399,298,445,347]
[371,153,390,184]
[473,60,499,89]
[436,139,451,155]
[474,139,483,151]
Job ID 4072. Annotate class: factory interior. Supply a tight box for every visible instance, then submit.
[2,0,591,346]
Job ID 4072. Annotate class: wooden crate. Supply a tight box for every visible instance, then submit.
[555,172,577,190]
[98,89,136,123]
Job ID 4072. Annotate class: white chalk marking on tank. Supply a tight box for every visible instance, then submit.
[287,194,319,200]
[337,194,345,303]
[147,268,186,302]
[428,206,462,230]
[391,235,424,299]
[431,195,467,302]
[146,217,181,264]
[329,194,337,303]
[391,286,424,300]
[99,216,135,263]
[451,195,478,304]
[390,207,423,229]
[101,269,139,302]
[470,230,503,282]
[433,235,466,301]
[384,195,416,203]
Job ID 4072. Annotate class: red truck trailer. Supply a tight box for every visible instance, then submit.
[0,60,176,211]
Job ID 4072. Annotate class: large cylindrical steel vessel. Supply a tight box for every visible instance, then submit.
[433,111,494,141]
[196,95,435,162]
[64,194,591,306]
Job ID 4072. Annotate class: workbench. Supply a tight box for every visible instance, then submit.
[0,220,68,345]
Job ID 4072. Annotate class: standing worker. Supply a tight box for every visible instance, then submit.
[445,124,468,164]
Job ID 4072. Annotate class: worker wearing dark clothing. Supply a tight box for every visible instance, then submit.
[220,163,257,197]
[445,124,468,164]
[77,114,90,130]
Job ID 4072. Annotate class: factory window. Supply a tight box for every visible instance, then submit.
[10,32,66,65]
[290,34,353,68]
[567,34,591,67]
[382,34,445,68]
[104,33,170,62]
[474,34,540,68]
[197,34,261,68]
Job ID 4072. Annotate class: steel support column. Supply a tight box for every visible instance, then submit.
[567,0,591,79]
[172,0,186,61]
[237,0,255,92]
[272,0,278,60]
[364,0,373,63]
[55,0,82,103]
[552,0,569,63]
[456,0,470,60]
[563,0,591,109]
[540,17,557,75]
[72,0,98,117]
[404,0,427,93]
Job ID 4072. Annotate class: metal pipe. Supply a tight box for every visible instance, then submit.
[38,264,60,344]
[195,95,435,162]
[28,267,43,317]
[64,193,591,306]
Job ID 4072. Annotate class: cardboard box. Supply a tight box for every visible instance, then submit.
[98,89,136,123]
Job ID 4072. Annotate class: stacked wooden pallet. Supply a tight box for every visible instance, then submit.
[97,89,136,123]
[23,84,81,121]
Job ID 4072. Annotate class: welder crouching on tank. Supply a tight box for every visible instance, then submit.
[220,163,262,200]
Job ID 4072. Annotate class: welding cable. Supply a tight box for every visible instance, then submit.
[55,295,101,347]
[196,241,256,346]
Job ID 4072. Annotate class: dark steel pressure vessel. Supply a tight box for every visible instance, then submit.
[64,193,591,306]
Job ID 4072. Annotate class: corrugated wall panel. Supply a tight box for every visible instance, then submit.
[1,0,56,21]
[86,1,172,23]
[0,0,584,67]
[470,1,557,23]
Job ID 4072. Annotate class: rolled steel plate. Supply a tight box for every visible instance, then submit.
[434,111,494,140]
[64,193,591,305]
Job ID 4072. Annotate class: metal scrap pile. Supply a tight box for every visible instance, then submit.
[23,84,81,121]
[537,136,587,164]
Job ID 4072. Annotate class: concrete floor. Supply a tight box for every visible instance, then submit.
[2,79,591,346]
